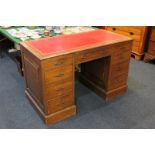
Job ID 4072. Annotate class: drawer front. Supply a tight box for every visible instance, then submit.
[75,48,108,64]
[106,26,145,33]
[132,40,140,53]
[132,40,140,48]
[112,50,131,65]
[148,41,155,55]
[42,54,73,71]
[47,93,73,114]
[114,26,143,35]
[45,81,73,100]
[44,66,73,84]
[111,42,131,64]
[131,26,146,30]
[109,73,128,90]
[111,61,130,77]
[106,27,141,41]
[132,45,139,53]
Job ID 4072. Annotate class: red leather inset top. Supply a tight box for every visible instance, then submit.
[25,30,128,56]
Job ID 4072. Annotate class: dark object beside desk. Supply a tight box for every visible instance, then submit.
[0,26,61,74]
[20,30,132,125]
[144,26,155,62]
[0,35,11,58]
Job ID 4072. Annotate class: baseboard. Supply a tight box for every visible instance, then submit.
[25,90,76,125]
[79,74,127,101]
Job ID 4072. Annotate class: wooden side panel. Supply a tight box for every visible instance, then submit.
[23,55,44,110]
[20,45,44,111]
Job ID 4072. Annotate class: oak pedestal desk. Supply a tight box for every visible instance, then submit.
[20,30,132,125]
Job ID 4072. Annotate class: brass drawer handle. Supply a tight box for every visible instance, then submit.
[112,27,116,31]
[129,32,134,35]
[54,61,64,66]
[81,54,87,59]
[55,73,64,78]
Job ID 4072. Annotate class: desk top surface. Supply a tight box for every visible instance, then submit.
[22,29,132,59]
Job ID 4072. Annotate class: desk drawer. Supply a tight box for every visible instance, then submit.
[109,73,128,90]
[42,54,73,71]
[45,81,73,100]
[75,49,107,64]
[47,93,73,114]
[106,27,141,41]
[111,61,129,77]
[44,66,73,84]
[112,51,131,65]
[113,26,143,35]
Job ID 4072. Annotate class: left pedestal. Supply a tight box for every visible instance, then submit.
[21,46,76,125]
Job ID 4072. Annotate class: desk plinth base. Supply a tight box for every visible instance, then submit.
[79,74,127,101]
[25,90,76,125]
